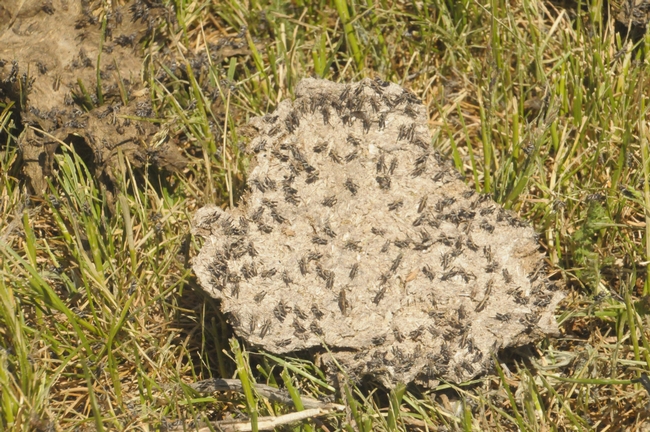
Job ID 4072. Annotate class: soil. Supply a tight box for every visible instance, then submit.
[0,0,186,205]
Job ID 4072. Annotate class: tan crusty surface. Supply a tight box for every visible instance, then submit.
[192,78,564,387]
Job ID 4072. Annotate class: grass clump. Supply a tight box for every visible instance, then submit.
[2,0,650,430]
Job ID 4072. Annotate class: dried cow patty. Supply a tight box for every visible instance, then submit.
[192,78,563,388]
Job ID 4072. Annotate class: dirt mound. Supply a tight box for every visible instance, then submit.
[192,78,564,388]
[0,0,186,199]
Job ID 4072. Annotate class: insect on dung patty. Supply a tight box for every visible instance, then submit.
[192,78,564,388]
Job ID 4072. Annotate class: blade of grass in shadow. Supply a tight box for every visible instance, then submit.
[344,384,373,432]
[280,368,315,432]
[231,339,258,432]
[261,352,335,392]
[387,382,406,430]
[493,356,525,430]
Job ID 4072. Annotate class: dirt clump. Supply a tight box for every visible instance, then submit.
[192,78,565,388]
[614,0,650,30]
[0,0,186,199]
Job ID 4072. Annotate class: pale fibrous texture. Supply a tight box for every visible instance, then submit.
[192,78,564,387]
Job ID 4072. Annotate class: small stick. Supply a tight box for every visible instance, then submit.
[189,378,342,410]
[169,378,344,432]
[187,408,337,432]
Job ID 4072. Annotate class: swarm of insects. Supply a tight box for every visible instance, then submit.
[192,78,564,388]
